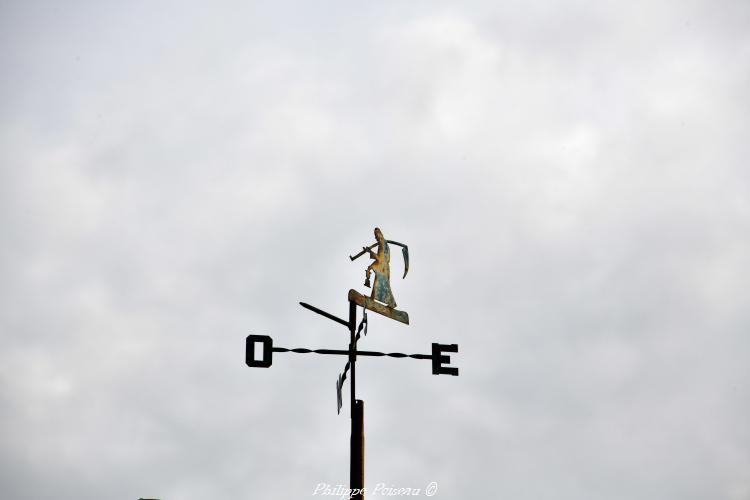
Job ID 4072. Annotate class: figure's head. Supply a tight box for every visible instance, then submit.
[374,227,383,242]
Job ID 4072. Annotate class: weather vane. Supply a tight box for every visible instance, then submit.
[245,227,459,500]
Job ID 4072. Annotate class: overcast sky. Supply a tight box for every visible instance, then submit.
[1,1,749,499]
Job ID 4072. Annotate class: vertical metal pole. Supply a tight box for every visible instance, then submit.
[349,300,364,500]
[353,399,364,498]
[349,300,356,422]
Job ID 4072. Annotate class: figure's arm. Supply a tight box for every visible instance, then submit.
[349,243,378,261]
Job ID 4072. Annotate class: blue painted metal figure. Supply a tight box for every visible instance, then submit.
[365,228,397,308]
[348,228,409,324]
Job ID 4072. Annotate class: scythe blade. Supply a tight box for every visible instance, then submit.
[385,240,410,279]
[401,245,409,279]
[385,240,409,279]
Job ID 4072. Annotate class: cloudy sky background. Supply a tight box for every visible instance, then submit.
[1,1,749,499]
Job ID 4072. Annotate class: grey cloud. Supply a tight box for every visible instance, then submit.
[1,1,749,499]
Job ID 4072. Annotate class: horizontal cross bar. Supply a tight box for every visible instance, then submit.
[247,335,458,376]
[272,347,431,359]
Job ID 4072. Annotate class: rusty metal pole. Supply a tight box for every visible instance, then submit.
[349,300,364,499]
[352,399,364,498]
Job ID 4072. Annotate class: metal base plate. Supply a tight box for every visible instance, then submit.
[348,289,410,325]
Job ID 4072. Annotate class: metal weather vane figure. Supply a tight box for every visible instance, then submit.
[365,227,398,307]
[348,227,410,324]
[245,227,457,500]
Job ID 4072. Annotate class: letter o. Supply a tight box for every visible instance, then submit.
[246,334,273,368]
